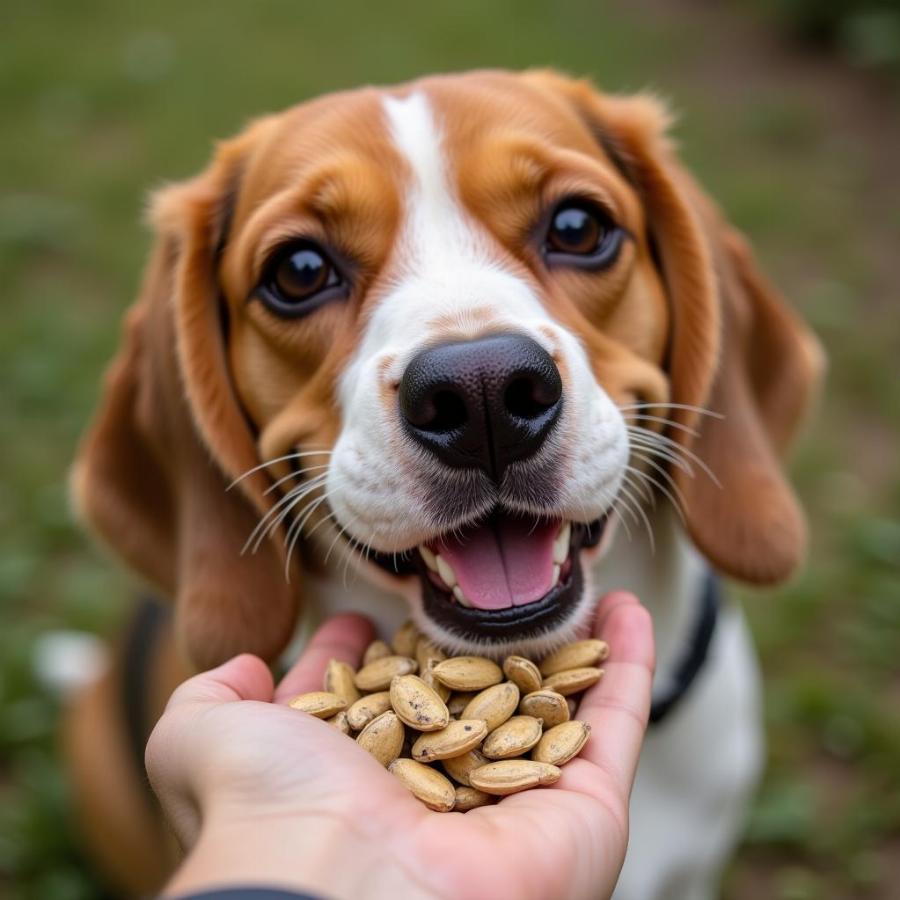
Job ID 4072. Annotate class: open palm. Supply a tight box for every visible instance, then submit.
[148,593,654,900]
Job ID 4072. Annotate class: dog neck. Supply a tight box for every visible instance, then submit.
[591,505,710,680]
[290,504,707,685]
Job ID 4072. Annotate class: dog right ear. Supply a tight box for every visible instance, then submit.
[71,130,301,670]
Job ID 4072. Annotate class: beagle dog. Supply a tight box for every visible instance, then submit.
[67,70,823,898]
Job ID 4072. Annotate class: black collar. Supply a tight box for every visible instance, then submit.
[649,571,720,726]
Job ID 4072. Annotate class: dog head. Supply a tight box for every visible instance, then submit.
[72,70,823,668]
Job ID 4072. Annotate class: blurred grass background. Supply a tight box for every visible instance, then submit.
[1,1,898,897]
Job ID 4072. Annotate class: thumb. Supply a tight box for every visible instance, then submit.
[146,654,274,849]
[166,653,275,710]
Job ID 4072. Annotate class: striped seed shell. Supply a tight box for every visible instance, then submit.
[356,710,405,767]
[481,715,544,759]
[447,691,478,717]
[532,720,591,766]
[519,689,570,728]
[390,674,450,731]
[389,758,456,812]
[432,656,503,691]
[324,659,360,706]
[453,785,494,811]
[469,760,561,796]
[411,719,489,762]
[420,662,451,702]
[461,681,520,731]
[346,691,392,731]
[287,691,347,719]
[362,639,393,665]
[539,639,609,676]
[502,656,543,694]
[327,710,351,734]
[441,748,489,787]
[542,667,604,696]
[354,655,417,692]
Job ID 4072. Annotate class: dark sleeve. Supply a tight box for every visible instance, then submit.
[169,889,328,900]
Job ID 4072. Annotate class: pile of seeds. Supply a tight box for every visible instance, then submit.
[288,620,607,812]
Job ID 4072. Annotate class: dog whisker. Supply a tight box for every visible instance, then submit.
[627,434,696,478]
[624,468,656,507]
[242,481,312,556]
[227,448,333,490]
[291,483,340,534]
[264,462,331,496]
[321,512,358,568]
[306,497,348,549]
[630,449,687,500]
[619,478,656,555]
[617,402,724,419]
[628,425,721,487]
[282,474,356,580]
[621,413,701,438]
[280,472,357,571]
[343,526,371,589]
[612,506,633,543]
[256,473,330,548]
[609,483,641,528]
[627,457,687,525]
[244,472,330,556]
[283,492,332,580]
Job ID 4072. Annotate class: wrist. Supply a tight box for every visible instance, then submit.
[162,806,432,900]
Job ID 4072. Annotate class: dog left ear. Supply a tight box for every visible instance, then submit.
[535,73,825,584]
[72,123,301,669]
[601,99,825,585]
[671,198,826,584]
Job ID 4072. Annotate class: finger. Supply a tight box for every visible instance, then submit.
[593,589,651,641]
[274,613,374,703]
[563,592,655,799]
[165,653,275,711]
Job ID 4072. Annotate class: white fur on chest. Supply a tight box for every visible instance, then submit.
[616,602,763,900]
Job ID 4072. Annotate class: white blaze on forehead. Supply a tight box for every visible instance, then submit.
[335,90,550,400]
[382,90,491,275]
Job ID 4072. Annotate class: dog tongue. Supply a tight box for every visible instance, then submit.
[434,516,559,610]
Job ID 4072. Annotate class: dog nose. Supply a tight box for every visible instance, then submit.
[398,333,563,481]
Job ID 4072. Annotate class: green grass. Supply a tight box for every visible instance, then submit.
[2,2,899,897]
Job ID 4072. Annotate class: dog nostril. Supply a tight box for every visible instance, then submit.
[427,390,468,433]
[504,376,556,420]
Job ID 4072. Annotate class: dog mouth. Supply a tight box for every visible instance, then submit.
[367,511,611,643]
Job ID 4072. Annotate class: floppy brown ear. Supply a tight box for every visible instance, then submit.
[536,74,825,584]
[671,213,826,584]
[71,132,300,669]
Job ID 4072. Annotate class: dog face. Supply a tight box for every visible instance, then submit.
[73,71,823,668]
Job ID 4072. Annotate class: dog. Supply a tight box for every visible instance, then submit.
[65,69,823,898]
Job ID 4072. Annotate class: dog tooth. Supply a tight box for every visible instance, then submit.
[436,554,457,588]
[453,586,473,608]
[419,545,439,572]
[551,564,561,586]
[553,523,571,565]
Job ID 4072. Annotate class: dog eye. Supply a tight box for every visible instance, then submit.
[544,201,624,269]
[258,241,344,316]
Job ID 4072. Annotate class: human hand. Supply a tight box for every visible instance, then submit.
[147,591,654,900]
